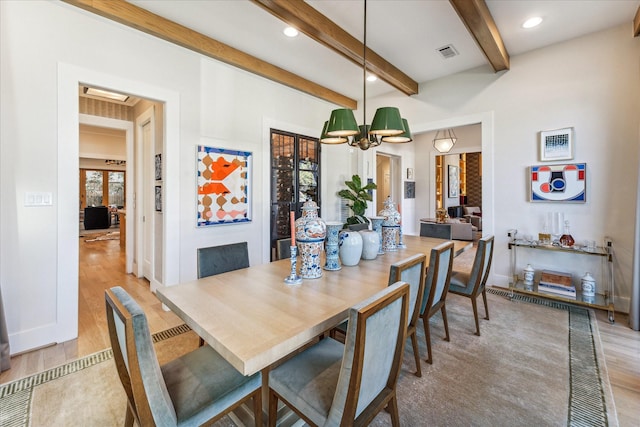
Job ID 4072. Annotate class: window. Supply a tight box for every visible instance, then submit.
[80,169,125,208]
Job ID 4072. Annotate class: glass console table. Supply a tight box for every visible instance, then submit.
[507,230,614,323]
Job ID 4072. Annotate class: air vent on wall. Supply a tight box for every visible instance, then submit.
[437,44,459,59]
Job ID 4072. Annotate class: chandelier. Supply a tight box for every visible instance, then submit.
[433,128,457,153]
[320,0,412,151]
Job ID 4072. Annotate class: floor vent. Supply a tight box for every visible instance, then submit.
[437,44,459,59]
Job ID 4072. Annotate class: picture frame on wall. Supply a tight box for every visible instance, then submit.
[155,185,162,212]
[404,181,415,199]
[155,153,162,181]
[529,163,586,203]
[406,168,414,180]
[540,127,574,161]
[196,145,252,226]
[448,165,459,198]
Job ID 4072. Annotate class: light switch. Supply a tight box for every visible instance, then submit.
[24,192,53,207]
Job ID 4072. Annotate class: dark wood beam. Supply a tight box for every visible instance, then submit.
[634,5,640,37]
[61,0,357,109]
[251,0,419,96]
[449,0,510,72]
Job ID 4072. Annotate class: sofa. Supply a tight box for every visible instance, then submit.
[419,219,476,241]
[463,206,482,231]
[83,206,110,230]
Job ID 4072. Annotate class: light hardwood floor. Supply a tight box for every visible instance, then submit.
[1,237,639,425]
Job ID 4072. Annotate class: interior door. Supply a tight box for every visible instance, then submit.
[142,120,153,281]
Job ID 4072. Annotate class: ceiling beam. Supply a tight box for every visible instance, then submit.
[634,5,640,37]
[449,0,510,72]
[61,0,357,109]
[251,0,419,97]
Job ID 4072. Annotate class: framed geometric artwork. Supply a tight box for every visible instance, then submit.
[540,127,573,161]
[529,163,586,203]
[448,165,459,198]
[197,145,252,226]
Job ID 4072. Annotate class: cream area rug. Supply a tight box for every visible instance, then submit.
[84,231,120,242]
[0,291,617,427]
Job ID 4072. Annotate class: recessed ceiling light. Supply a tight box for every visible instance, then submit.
[366,74,377,82]
[522,17,543,29]
[83,87,129,102]
[283,27,299,37]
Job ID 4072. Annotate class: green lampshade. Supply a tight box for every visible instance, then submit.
[382,118,412,143]
[320,121,347,144]
[370,107,404,136]
[326,108,359,137]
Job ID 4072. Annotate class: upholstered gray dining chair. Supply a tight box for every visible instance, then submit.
[419,241,455,364]
[275,238,291,260]
[329,254,426,377]
[197,242,249,279]
[448,235,495,336]
[268,281,409,427]
[388,253,427,377]
[105,286,262,427]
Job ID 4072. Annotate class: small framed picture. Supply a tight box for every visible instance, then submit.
[404,181,415,199]
[540,127,573,161]
[406,168,414,180]
[155,153,162,181]
[155,185,162,212]
[448,165,459,198]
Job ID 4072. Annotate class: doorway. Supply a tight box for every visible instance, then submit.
[76,89,163,349]
[57,64,180,346]
[375,153,401,214]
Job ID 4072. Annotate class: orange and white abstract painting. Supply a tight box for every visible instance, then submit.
[197,145,252,226]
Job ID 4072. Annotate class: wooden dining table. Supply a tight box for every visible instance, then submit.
[156,235,472,376]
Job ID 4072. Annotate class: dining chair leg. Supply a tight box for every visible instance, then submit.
[124,405,134,427]
[472,297,481,336]
[388,395,401,427]
[409,330,422,377]
[482,289,490,320]
[441,305,450,342]
[253,391,262,427]
[268,390,278,427]
[422,316,433,364]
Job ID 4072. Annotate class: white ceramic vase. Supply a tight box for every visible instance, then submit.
[339,230,363,266]
[581,272,596,297]
[359,230,379,260]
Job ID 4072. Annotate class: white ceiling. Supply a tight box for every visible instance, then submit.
[129,0,638,102]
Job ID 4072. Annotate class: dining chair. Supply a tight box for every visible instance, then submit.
[329,254,426,377]
[105,286,262,427]
[388,253,427,377]
[197,241,249,279]
[347,222,369,231]
[275,238,291,260]
[268,281,409,427]
[448,235,495,336]
[419,241,455,364]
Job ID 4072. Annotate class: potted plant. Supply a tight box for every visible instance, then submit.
[338,174,377,227]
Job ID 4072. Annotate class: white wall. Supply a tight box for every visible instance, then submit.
[1,2,638,354]
[0,1,352,353]
[371,23,640,312]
